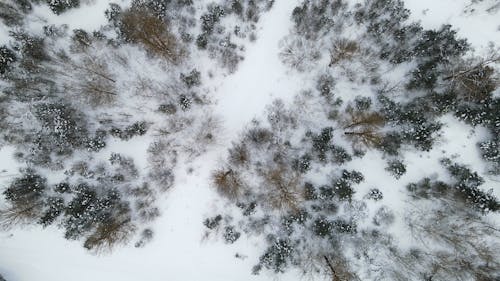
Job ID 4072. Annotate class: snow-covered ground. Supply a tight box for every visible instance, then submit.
[0,0,499,280]
[405,0,500,50]
[0,1,305,280]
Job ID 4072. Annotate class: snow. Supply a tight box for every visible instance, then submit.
[0,0,499,280]
[26,0,121,33]
[0,25,9,45]
[213,0,303,137]
[0,1,305,280]
[405,0,500,50]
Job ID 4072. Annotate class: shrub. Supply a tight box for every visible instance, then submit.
[254,238,293,274]
[385,160,406,179]
[204,214,222,229]
[180,69,201,88]
[135,228,154,248]
[223,226,241,243]
[365,188,383,201]
[245,127,273,145]
[200,5,225,34]
[110,122,148,140]
[320,170,364,201]
[228,143,250,166]
[158,103,177,115]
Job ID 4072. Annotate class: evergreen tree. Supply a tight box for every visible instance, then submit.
[46,0,80,15]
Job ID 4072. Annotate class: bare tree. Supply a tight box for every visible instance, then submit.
[121,7,183,63]
[329,38,359,67]
[212,169,244,200]
[446,57,499,103]
[262,166,302,211]
[53,50,117,106]
[406,199,500,280]
[342,108,385,148]
[84,217,136,254]
[0,202,43,229]
[324,255,361,281]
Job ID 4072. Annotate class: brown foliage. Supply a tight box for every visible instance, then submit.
[228,143,249,166]
[342,108,385,147]
[54,51,117,106]
[263,167,302,211]
[0,202,42,229]
[75,56,116,106]
[329,39,359,67]
[212,169,243,199]
[84,218,136,253]
[121,7,182,63]
[449,63,498,102]
[324,255,360,281]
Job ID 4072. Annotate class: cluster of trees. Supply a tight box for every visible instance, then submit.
[1,167,136,252]
[0,0,221,252]
[0,0,80,21]
[206,0,500,279]
[195,0,274,72]
[0,1,498,275]
[0,149,169,251]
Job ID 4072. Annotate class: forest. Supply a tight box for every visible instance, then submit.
[0,0,499,280]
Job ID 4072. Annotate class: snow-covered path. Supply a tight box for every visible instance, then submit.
[214,0,303,137]
[0,1,306,281]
